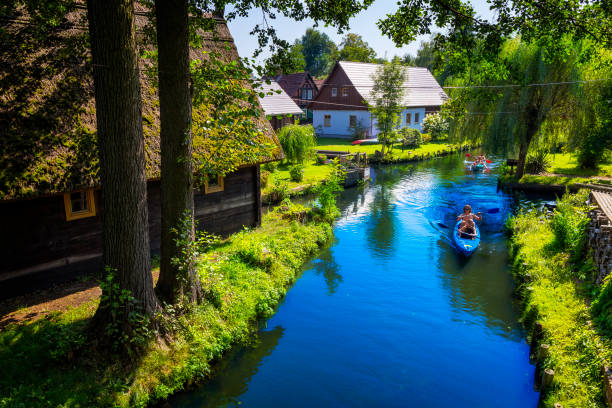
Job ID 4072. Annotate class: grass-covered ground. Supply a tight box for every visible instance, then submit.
[517,174,612,186]
[0,209,332,407]
[548,153,612,177]
[317,137,461,161]
[508,191,612,407]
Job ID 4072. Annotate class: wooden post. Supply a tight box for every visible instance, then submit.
[537,344,550,361]
[529,322,543,361]
[541,368,554,390]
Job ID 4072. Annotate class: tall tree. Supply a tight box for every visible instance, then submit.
[369,61,407,156]
[264,39,306,76]
[301,28,336,77]
[331,33,376,63]
[414,40,435,71]
[86,0,159,329]
[155,0,202,304]
[446,38,578,178]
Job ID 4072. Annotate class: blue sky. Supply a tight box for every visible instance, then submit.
[227,0,495,63]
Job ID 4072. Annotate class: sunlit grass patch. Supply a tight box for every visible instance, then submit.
[0,211,332,407]
[508,191,610,407]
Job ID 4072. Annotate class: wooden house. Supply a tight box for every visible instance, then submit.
[257,80,304,131]
[0,6,282,298]
[310,61,448,137]
[273,72,319,121]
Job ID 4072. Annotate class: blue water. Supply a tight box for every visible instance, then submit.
[171,155,540,408]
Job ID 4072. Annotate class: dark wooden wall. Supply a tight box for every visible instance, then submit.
[309,65,368,112]
[0,165,261,298]
[269,115,296,131]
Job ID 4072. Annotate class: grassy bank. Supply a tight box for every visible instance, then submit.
[548,153,612,177]
[0,209,332,407]
[317,137,469,162]
[508,191,612,407]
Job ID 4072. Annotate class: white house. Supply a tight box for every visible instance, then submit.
[309,61,448,137]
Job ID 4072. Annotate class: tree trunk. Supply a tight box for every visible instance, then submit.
[515,109,539,179]
[87,0,159,323]
[155,0,202,304]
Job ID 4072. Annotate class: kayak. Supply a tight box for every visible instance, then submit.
[351,138,379,145]
[471,163,485,171]
[453,220,480,256]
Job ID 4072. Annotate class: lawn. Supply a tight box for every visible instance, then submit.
[317,137,458,160]
[548,153,612,177]
[264,161,332,192]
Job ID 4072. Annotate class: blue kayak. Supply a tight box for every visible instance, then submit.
[453,220,480,256]
[471,163,485,171]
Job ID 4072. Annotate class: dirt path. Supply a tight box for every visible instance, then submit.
[0,270,159,330]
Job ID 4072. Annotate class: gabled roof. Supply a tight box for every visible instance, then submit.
[0,4,282,201]
[337,61,448,107]
[275,72,316,98]
[257,81,304,116]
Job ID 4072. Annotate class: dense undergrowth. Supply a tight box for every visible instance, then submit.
[0,207,332,407]
[508,190,612,407]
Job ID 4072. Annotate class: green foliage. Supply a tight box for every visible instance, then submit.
[524,150,551,174]
[398,127,422,148]
[0,212,332,407]
[312,162,344,223]
[330,33,376,64]
[421,112,449,141]
[316,154,327,165]
[98,270,152,357]
[261,169,271,187]
[507,195,609,407]
[551,190,591,263]
[277,124,317,164]
[289,164,305,182]
[348,118,369,141]
[368,61,407,156]
[264,39,306,76]
[262,161,278,173]
[266,178,291,203]
[300,28,337,77]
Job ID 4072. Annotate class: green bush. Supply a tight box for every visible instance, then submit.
[277,124,317,163]
[525,150,551,174]
[262,161,278,173]
[397,127,422,148]
[551,189,591,262]
[266,178,290,203]
[422,112,449,140]
[312,162,344,223]
[421,133,432,143]
[289,164,305,182]
[348,118,368,141]
[316,154,327,165]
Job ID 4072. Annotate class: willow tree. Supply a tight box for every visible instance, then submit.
[446,38,579,178]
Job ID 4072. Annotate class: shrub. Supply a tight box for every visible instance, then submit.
[266,178,290,203]
[421,133,432,143]
[525,150,551,174]
[422,112,449,140]
[277,124,317,163]
[348,118,368,141]
[261,170,271,188]
[398,127,421,148]
[551,189,591,262]
[312,162,344,223]
[289,164,305,182]
[316,154,327,165]
[262,161,278,173]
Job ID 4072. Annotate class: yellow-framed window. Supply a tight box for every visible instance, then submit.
[204,174,225,194]
[64,189,96,221]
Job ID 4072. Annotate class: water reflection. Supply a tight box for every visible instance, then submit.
[169,326,284,408]
[309,246,343,295]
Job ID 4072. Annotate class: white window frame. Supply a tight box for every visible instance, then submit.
[331,88,337,97]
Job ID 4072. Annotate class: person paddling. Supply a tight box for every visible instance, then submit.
[457,205,482,239]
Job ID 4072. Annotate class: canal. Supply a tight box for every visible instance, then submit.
[170,154,541,407]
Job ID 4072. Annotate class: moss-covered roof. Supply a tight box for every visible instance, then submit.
[0,4,282,201]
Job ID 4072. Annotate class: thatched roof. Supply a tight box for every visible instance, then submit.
[0,4,281,201]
